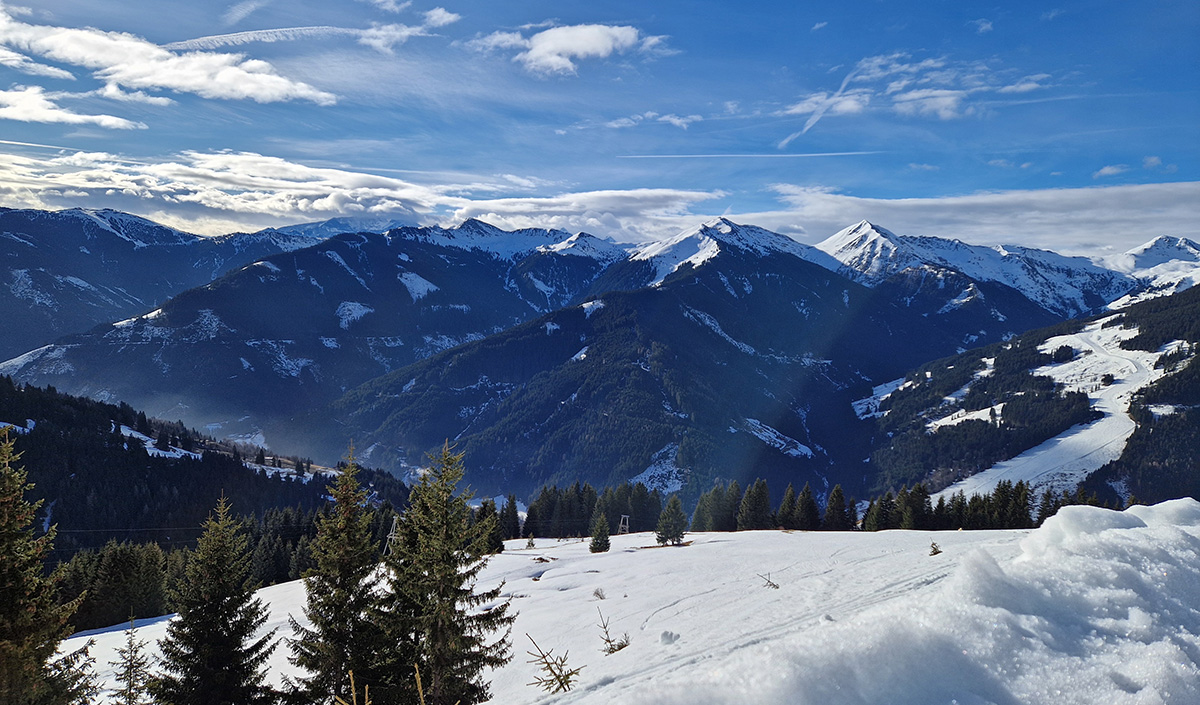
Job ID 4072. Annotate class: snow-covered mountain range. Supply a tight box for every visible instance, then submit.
[3,208,1198,500]
[0,207,331,359]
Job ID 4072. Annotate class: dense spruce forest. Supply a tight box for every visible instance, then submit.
[0,375,409,557]
[867,322,1099,493]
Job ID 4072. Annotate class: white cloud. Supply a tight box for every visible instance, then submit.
[222,0,271,26]
[1143,156,1162,169]
[469,23,665,76]
[892,88,970,119]
[811,22,828,31]
[0,85,144,129]
[358,23,428,53]
[1092,164,1128,178]
[447,187,725,242]
[0,9,336,105]
[761,182,1200,255]
[423,8,460,28]
[782,90,871,117]
[998,73,1052,93]
[89,83,175,106]
[908,163,939,171]
[361,0,412,12]
[2,145,1195,256]
[658,114,702,129]
[970,19,993,34]
[0,45,73,78]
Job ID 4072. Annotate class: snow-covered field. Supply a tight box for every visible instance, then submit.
[67,499,1200,705]
[935,316,1181,501]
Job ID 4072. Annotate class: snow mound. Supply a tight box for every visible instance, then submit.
[632,500,1200,705]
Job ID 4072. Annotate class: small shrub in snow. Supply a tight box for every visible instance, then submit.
[525,635,583,693]
[593,588,606,600]
[597,608,630,655]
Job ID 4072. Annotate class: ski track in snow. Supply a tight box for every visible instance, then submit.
[63,500,1200,705]
[935,319,1174,501]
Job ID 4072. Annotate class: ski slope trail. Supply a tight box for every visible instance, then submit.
[935,317,1177,501]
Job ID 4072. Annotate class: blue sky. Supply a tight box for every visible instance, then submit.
[0,0,1196,255]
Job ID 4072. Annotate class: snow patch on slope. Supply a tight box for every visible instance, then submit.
[631,443,686,493]
[743,418,814,458]
[935,317,1180,500]
[398,271,438,301]
[335,302,374,330]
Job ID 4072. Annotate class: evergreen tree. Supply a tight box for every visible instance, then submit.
[150,496,278,705]
[776,484,797,530]
[499,495,521,541]
[689,489,716,532]
[0,429,93,705]
[475,499,504,554]
[822,485,852,530]
[736,479,773,530]
[795,483,821,530]
[288,456,382,703]
[110,617,152,705]
[1035,489,1058,526]
[718,481,742,532]
[656,495,688,546]
[589,512,610,553]
[378,444,514,705]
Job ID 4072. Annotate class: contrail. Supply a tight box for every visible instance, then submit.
[165,26,359,51]
[618,151,883,159]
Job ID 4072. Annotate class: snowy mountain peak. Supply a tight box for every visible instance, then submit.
[536,232,627,262]
[1105,235,1200,273]
[813,221,1135,318]
[631,218,826,286]
[1102,235,1200,308]
[816,220,916,281]
[65,208,197,249]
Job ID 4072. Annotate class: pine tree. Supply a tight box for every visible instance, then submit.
[475,499,504,554]
[736,479,773,530]
[378,444,514,705]
[0,428,94,705]
[499,495,521,541]
[795,483,821,530]
[656,495,688,546]
[777,484,797,530]
[110,617,151,705]
[589,512,610,553]
[288,456,383,703]
[822,485,851,530]
[718,481,742,532]
[150,495,278,705]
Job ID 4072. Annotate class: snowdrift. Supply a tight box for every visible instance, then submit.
[67,499,1200,704]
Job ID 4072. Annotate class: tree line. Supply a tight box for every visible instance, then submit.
[2,432,512,705]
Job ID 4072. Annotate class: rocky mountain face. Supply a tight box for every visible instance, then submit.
[0,207,330,359]
[1,219,624,444]
[325,220,985,498]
